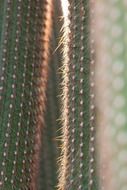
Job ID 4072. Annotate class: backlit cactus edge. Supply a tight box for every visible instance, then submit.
[0,0,126,190]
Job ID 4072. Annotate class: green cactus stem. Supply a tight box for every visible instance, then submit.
[38,1,63,189]
[57,1,98,190]
[29,1,53,189]
[0,0,53,189]
[0,1,36,188]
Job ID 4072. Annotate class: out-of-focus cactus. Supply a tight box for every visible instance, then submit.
[58,1,98,190]
[106,3,127,189]
[95,1,127,190]
[0,0,53,189]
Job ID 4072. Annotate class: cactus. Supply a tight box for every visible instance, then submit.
[38,57,61,190]
[38,1,62,188]
[95,1,127,190]
[1,0,127,190]
[0,0,53,189]
[57,1,98,190]
[30,1,53,189]
[106,4,127,189]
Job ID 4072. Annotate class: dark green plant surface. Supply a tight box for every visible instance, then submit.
[38,1,62,189]
[38,59,61,190]
[0,1,37,189]
[57,1,98,190]
[30,1,54,189]
[0,0,53,189]
[0,0,118,190]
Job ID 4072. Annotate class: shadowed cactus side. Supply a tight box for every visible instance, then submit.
[58,1,98,190]
[30,1,53,189]
[39,54,61,190]
[38,1,62,189]
[0,0,53,189]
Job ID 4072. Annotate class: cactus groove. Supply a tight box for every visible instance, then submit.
[38,1,62,189]
[29,0,53,189]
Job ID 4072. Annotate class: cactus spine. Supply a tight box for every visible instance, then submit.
[58,1,98,189]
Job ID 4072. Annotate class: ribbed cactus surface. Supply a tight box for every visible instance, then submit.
[0,0,53,189]
[1,0,127,190]
[58,1,98,190]
[0,1,36,188]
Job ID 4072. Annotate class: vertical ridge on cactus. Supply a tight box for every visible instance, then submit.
[0,0,53,189]
[89,0,99,189]
[0,1,33,188]
[57,0,98,189]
